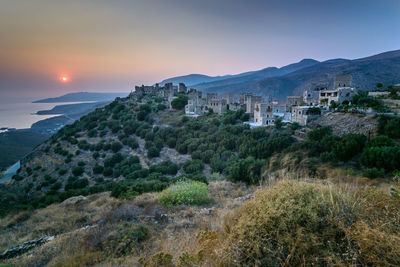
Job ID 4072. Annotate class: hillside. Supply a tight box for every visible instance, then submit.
[158,59,319,90]
[187,59,319,94]
[191,50,400,101]
[1,93,400,266]
[251,50,400,101]
[158,74,237,86]
[34,92,128,103]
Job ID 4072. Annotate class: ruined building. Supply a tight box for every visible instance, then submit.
[207,99,227,114]
[286,96,304,111]
[179,83,187,93]
[246,95,264,114]
[334,75,352,88]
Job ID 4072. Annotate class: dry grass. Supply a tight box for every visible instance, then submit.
[190,180,400,266]
[1,181,253,266]
[3,178,398,267]
[0,192,120,252]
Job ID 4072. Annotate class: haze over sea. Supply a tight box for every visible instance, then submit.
[0,96,86,130]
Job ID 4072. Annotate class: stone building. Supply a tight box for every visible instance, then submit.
[291,106,320,126]
[179,83,187,93]
[273,103,287,114]
[207,99,227,114]
[165,83,178,95]
[222,93,235,105]
[286,96,304,111]
[229,103,245,111]
[246,95,264,114]
[319,87,357,106]
[303,84,328,106]
[185,89,205,115]
[334,75,352,88]
[254,101,274,126]
[206,93,218,103]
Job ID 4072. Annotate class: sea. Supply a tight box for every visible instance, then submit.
[0,97,87,130]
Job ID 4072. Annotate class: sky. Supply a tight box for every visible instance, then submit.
[0,0,399,98]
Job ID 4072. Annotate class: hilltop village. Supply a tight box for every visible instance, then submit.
[129,75,360,126]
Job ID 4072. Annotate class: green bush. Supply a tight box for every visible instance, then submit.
[225,156,267,184]
[363,168,385,179]
[111,141,123,153]
[183,160,204,174]
[377,115,400,138]
[93,164,104,174]
[149,161,179,175]
[171,96,188,110]
[158,180,210,207]
[103,223,149,257]
[147,147,160,158]
[332,134,366,161]
[72,166,84,176]
[360,146,400,172]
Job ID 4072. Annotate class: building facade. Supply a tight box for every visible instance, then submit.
[291,106,320,125]
[286,96,304,111]
[207,99,227,114]
[254,102,274,126]
[246,95,264,114]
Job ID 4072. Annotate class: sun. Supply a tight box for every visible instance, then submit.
[60,75,69,82]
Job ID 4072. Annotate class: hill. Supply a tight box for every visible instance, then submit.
[193,59,319,95]
[1,83,400,265]
[158,59,319,89]
[191,50,400,101]
[158,74,236,86]
[34,92,128,103]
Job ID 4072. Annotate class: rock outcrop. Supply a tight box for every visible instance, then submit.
[0,236,54,260]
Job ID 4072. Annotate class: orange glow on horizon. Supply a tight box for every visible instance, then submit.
[60,75,69,82]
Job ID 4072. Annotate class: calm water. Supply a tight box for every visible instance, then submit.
[0,97,88,129]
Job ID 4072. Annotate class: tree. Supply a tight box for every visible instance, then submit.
[329,100,338,109]
[171,96,188,110]
[332,134,366,161]
[147,147,160,158]
[274,117,283,129]
[111,141,123,153]
[183,160,204,174]
[376,82,383,89]
[72,166,84,176]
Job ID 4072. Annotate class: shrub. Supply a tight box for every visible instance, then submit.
[360,146,400,172]
[171,96,188,110]
[111,141,123,153]
[149,161,179,175]
[147,147,160,158]
[308,126,332,141]
[363,168,385,179]
[183,159,204,174]
[93,164,104,174]
[368,135,396,147]
[103,223,150,257]
[225,156,267,184]
[332,134,366,161]
[72,166,84,176]
[78,161,86,167]
[207,181,400,266]
[158,180,210,207]
[126,137,139,149]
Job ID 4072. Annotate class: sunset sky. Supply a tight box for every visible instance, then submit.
[1,0,399,98]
